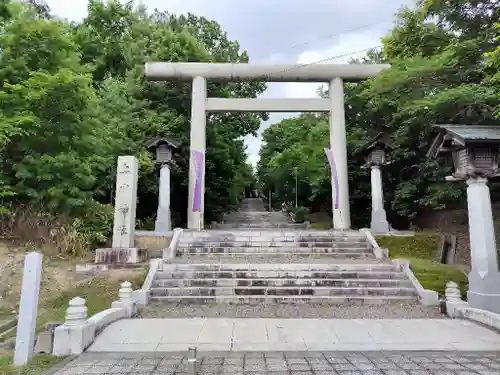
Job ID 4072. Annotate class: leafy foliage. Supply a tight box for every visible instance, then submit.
[257,0,500,228]
[0,0,259,252]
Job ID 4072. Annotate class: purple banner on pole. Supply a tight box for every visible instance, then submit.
[192,149,205,212]
[324,148,339,209]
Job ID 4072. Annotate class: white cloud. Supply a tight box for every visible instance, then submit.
[46,0,87,21]
[285,29,383,99]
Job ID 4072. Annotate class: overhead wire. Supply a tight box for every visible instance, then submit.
[198,20,391,78]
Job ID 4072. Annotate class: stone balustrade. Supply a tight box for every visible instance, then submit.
[443,280,500,332]
[52,281,138,356]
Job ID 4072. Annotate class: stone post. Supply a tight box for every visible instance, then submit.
[65,297,88,326]
[329,77,351,229]
[53,297,94,356]
[445,281,462,302]
[155,163,171,232]
[112,155,139,249]
[445,281,468,318]
[13,252,43,367]
[370,165,389,233]
[112,281,136,317]
[188,76,207,229]
[466,177,500,313]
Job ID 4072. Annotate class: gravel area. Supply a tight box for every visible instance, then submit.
[169,255,391,264]
[139,301,446,319]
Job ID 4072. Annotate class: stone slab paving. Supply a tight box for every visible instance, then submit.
[51,351,500,374]
[87,318,500,352]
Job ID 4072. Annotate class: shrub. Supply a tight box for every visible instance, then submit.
[0,201,113,256]
[293,206,309,223]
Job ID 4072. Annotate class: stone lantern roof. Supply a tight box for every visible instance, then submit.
[427,124,500,180]
[145,136,180,150]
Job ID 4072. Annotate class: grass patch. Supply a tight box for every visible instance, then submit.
[375,233,440,259]
[0,269,146,374]
[0,307,14,321]
[37,271,146,329]
[376,233,468,296]
[310,222,332,229]
[404,258,468,297]
[0,354,64,375]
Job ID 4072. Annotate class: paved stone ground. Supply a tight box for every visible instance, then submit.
[86,318,500,352]
[51,351,500,374]
[140,302,445,319]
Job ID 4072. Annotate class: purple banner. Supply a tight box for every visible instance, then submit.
[191,149,205,212]
[324,148,339,209]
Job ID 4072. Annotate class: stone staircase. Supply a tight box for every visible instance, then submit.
[212,198,308,229]
[149,201,419,304]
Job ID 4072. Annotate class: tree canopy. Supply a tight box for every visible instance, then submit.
[0,0,498,251]
[257,0,500,228]
[0,0,260,251]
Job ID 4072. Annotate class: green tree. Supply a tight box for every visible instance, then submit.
[258,1,500,228]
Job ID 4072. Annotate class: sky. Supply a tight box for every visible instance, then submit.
[45,0,415,166]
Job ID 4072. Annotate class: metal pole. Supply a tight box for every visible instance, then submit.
[269,189,272,211]
[295,168,298,208]
[187,347,197,375]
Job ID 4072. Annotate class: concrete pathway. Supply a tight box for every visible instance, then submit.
[88,318,500,352]
[51,351,500,374]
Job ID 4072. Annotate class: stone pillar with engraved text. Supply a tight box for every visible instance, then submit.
[94,155,140,264]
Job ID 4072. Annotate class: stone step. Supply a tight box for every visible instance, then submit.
[178,240,368,247]
[221,219,291,223]
[161,262,399,272]
[149,286,418,297]
[180,236,367,243]
[151,278,414,288]
[213,224,306,229]
[181,230,362,238]
[176,246,371,254]
[155,270,408,280]
[173,253,375,262]
[149,295,418,304]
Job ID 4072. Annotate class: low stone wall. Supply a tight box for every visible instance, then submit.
[93,231,173,265]
[415,204,500,268]
[135,231,172,252]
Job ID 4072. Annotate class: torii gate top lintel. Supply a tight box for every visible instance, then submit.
[145,62,390,82]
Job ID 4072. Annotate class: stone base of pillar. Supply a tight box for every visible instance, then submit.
[188,211,204,230]
[468,270,500,314]
[370,209,389,233]
[94,248,144,264]
[155,206,171,232]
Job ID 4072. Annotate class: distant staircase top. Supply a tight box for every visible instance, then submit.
[216,198,304,229]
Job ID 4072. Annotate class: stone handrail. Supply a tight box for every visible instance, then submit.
[359,228,388,259]
[131,258,162,308]
[163,227,183,260]
[393,259,439,306]
[52,281,137,356]
[87,308,126,334]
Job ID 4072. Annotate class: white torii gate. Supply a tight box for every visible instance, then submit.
[145,62,390,230]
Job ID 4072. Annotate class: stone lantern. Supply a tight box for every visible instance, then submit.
[355,132,393,233]
[146,136,180,232]
[427,124,500,314]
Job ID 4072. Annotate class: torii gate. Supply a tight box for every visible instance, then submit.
[144,62,390,230]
